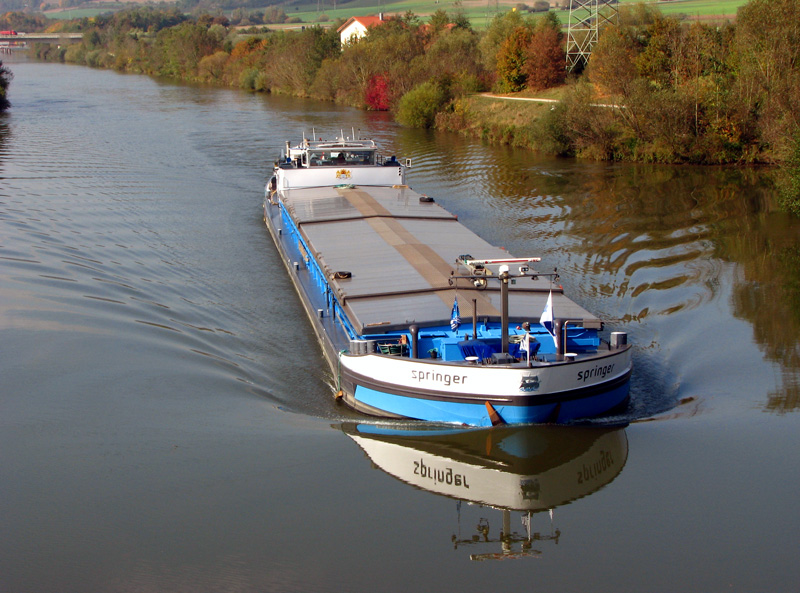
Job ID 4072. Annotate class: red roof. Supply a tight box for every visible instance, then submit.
[337,16,385,33]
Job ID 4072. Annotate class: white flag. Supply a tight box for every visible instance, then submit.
[540,290,558,349]
[540,291,554,335]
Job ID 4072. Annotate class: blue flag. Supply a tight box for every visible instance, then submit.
[450,296,461,331]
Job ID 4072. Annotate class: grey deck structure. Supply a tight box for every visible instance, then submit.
[282,184,600,335]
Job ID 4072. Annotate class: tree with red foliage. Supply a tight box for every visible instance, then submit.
[523,24,565,91]
[365,73,391,110]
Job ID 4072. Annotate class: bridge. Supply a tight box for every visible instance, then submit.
[0,32,83,49]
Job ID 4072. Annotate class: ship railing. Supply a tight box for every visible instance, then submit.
[349,337,408,356]
[378,342,408,356]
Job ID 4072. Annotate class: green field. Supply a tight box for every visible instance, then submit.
[282,0,746,28]
[45,8,115,20]
[41,0,749,26]
[642,0,745,17]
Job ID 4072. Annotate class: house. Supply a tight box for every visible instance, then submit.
[338,14,386,46]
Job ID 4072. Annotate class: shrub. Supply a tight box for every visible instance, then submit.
[365,74,391,111]
[0,60,11,111]
[239,68,259,90]
[396,81,448,128]
[85,50,108,68]
[64,43,87,64]
[779,135,800,217]
[529,103,572,156]
[198,51,229,83]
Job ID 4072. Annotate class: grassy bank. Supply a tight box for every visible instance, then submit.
[438,92,562,148]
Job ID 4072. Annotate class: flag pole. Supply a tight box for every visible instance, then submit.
[500,265,509,354]
[472,298,477,340]
[526,331,531,366]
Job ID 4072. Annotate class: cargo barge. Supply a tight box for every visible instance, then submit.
[263,133,632,426]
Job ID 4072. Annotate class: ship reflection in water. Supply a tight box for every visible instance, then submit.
[343,423,628,561]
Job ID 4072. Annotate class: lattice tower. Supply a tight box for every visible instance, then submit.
[566,0,619,72]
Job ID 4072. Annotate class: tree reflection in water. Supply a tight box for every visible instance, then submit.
[494,162,799,413]
[567,166,800,412]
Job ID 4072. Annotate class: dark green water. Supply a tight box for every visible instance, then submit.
[2,59,799,592]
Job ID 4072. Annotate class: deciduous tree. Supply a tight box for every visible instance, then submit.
[523,13,565,91]
[731,0,800,159]
[587,27,638,97]
[0,60,11,112]
[496,26,531,92]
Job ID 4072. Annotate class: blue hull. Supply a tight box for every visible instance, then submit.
[353,380,630,426]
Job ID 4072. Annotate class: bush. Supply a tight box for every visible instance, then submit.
[529,102,572,156]
[85,49,110,68]
[779,135,800,217]
[64,43,87,64]
[365,74,391,111]
[239,68,258,90]
[396,81,448,128]
[198,51,229,83]
[0,60,11,111]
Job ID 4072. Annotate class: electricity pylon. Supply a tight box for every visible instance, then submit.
[566,0,619,72]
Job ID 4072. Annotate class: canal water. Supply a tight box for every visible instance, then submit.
[2,59,799,592]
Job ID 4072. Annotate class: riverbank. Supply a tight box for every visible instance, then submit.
[434,89,566,150]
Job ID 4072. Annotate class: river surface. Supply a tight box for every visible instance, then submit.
[2,59,800,592]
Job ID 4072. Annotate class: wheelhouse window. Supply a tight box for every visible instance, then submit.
[308,150,376,166]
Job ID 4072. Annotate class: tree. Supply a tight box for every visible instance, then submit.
[266,26,340,95]
[263,6,287,25]
[427,9,450,37]
[479,9,527,72]
[0,11,49,33]
[523,12,565,91]
[0,60,11,112]
[395,80,448,128]
[559,80,619,160]
[418,27,486,95]
[152,22,224,79]
[451,1,472,31]
[587,27,638,97]
[496,26,531,92]
[731,0,800,159]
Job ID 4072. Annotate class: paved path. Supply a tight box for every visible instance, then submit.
[479,93,558,103]
[479,92,621,109]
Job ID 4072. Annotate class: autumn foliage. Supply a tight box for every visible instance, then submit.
[493,11,565,93]
[365,74,391,111]
[524,24,566,91]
